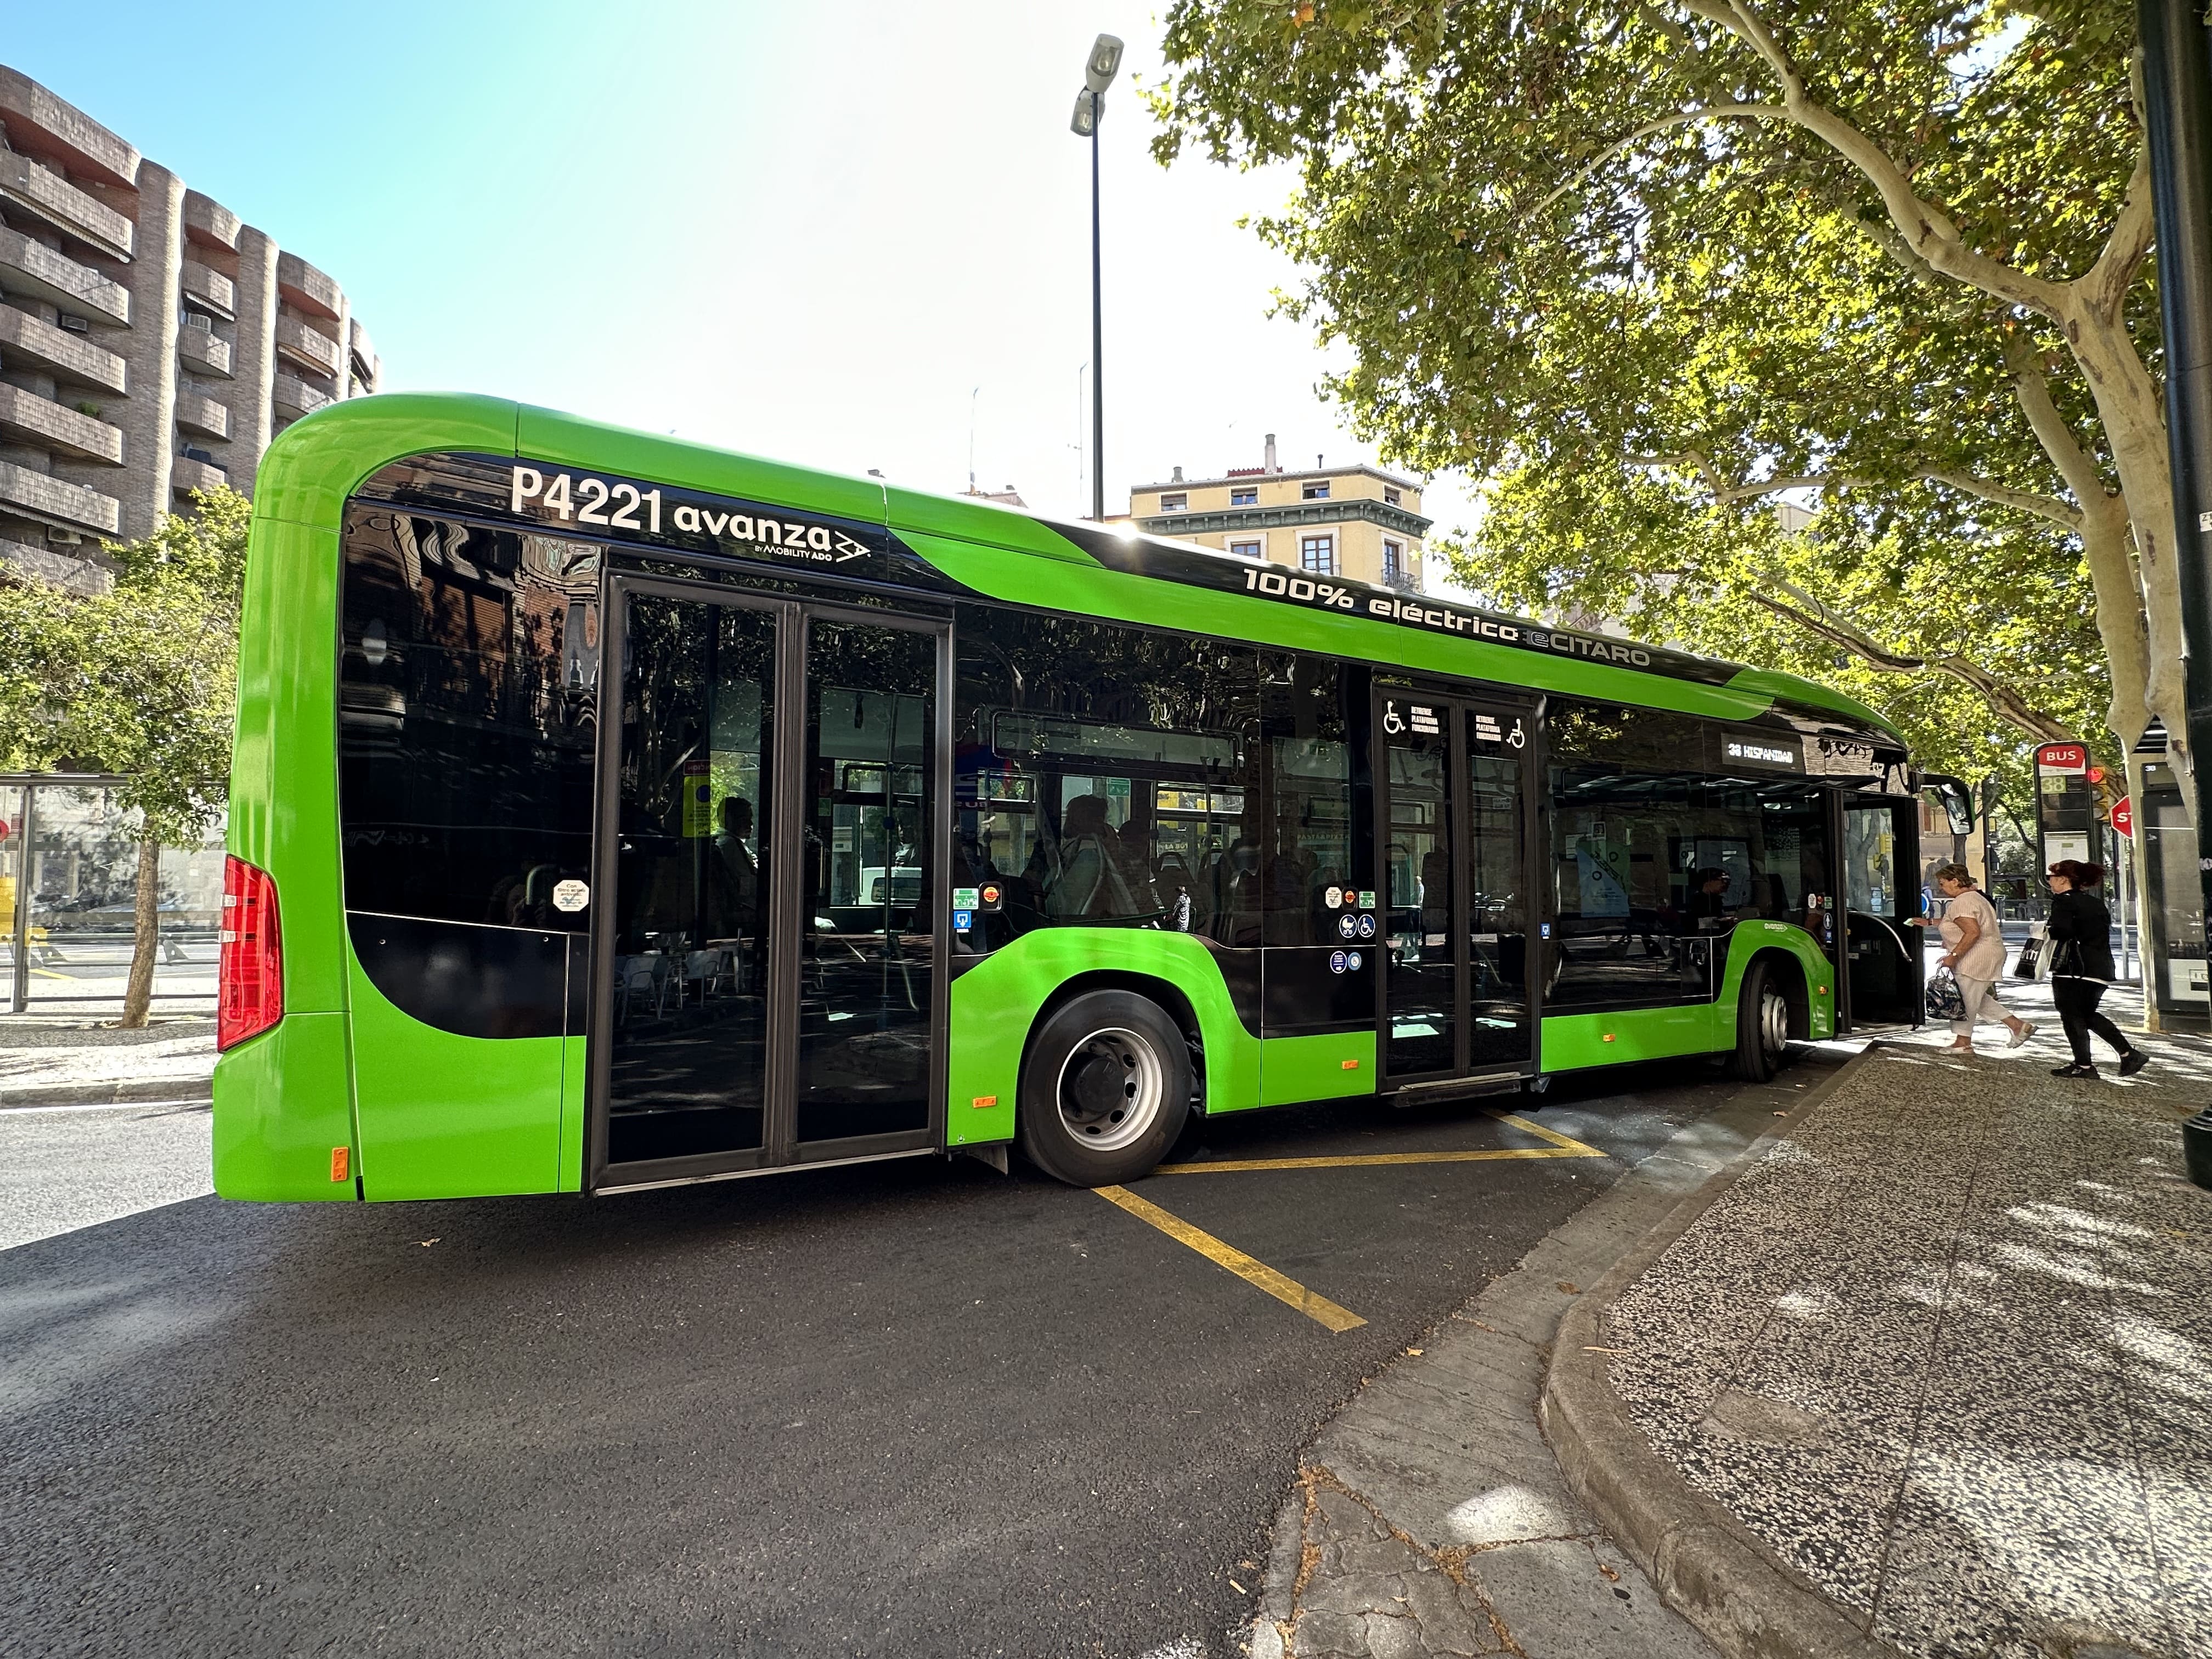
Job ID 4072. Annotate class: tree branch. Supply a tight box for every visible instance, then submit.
[1746,578,2083,746]
[1533,104,1786,213]
[1629,453,2081,526]
[2082,146,2155,319]
[1914,468,2084,528]
[2000,327,2118,515]
[1678,0,2070,319]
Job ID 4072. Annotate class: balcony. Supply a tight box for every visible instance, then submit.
[176,320,232,378]
[0,226,129,326]
[276,250,341,320]
[0,383,124,465]
[274,313,340,375]
[0,66,140,189]
[182,190,240,252]
[180,260,235,319]
[0,458,120,536]
[174,387,229,441]
[273,374,331,420]
[0,150,134,262]
[171,453,228,496]
[0,534,114,595]
[0,304,128,394]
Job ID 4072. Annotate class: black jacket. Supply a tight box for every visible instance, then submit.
[2046,888,2115,981]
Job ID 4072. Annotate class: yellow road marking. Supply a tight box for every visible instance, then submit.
[1092,1184,1366,1333]
[29,968,74,981]
[1489,1110,1605,1154]
[1155,1109,1607,1175]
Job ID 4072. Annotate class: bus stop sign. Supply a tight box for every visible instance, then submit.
[2112,794,2135,839]
[2036,742,2089,776]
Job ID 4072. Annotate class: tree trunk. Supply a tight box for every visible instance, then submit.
[120,828,160,1030]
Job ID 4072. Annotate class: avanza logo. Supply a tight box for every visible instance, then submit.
[667,503,868,563]
[507,464,868,564]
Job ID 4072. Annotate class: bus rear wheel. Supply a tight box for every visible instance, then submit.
[1018,990,1192,1187]
[1730,957,1795,1083]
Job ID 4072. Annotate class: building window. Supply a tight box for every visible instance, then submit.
[1300,534,1336,574]
[1159,492,1188,511]
[1228,539,1263,560]
[1384,486,1402,506]
[1382,539,1404,580]
[1302,481,1330,500]
[1231,486,1257,506]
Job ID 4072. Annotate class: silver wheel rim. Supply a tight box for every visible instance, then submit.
[1760,988,1789,1056]
[1054,1026,1164,1153]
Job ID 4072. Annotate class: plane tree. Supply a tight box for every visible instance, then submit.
[1150,0,2166,798]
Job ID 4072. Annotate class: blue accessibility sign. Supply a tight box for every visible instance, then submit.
[1329,950,1348,974]
[952,910,973,932]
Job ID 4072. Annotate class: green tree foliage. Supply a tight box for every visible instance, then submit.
[0,487,248,1023]
[1151,0,2169,797]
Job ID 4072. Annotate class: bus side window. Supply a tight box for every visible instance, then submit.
[952,606,1257,944]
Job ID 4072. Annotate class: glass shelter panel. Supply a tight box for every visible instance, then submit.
[2,782,222,1014]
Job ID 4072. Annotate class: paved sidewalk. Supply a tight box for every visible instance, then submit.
[1565,1034,2211,1659]
[1249,1068,1829,1657]
[0,1016,216,1107]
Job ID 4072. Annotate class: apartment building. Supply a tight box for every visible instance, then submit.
[1126,433,1429,590]
[0,64,379,596]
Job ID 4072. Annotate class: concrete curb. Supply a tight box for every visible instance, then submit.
[0,1076,213,1109]
[1538,1046,1906,1659]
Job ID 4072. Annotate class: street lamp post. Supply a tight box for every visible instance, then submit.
[1070,32,1123,521]
[2137,0,2212,1182]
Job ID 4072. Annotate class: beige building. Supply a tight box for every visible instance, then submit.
[0,64,380,596]
[1125,433,1428,590]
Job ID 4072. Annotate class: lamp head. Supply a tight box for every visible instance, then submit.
[1070,87,1098,137]
[1084,33,1125,93]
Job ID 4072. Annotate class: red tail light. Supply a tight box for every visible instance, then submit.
[218,854,283,1051]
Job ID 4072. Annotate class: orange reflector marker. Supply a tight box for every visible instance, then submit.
[1341,1058,1359,1070]
[330,1146,350,1182]
[1602,1032,1616,1043]
[972,1094,998,1109]
[1819,985,1830,996]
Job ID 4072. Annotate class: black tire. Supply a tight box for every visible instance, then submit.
[1017,990,1193,1187]
[1730,956,1795,1082]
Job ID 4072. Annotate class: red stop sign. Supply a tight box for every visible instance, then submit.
[2111,795,2135,839]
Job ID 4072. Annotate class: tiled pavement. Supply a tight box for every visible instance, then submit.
[1603,1030,2212,1659]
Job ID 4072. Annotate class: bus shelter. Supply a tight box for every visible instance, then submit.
[0,774,223,1015]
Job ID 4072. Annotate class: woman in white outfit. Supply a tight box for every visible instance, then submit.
[1909,864,2033,1053]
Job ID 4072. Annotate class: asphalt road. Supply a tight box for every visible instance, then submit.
[0,1057,1810,1658]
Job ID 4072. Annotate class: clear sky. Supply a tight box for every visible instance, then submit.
[8,1,1475,551]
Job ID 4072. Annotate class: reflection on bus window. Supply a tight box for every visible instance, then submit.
[952,612,1258,947]
[337,510,600,930]
[1548,702,1832,1009]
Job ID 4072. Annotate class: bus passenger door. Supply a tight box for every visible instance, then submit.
[589,577,947,1189]
[1838,795,1922,1028]
[1375,691,1538,1088]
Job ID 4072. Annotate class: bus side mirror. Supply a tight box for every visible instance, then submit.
[1920,773,1976,836]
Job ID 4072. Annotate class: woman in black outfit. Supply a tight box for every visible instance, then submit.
[2044,860,2147,1079]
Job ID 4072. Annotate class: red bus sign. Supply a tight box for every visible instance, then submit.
[2111,795,2135,839]
[2036,742,2088,776]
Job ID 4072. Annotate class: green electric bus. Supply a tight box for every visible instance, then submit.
[212,393,1928,1203]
